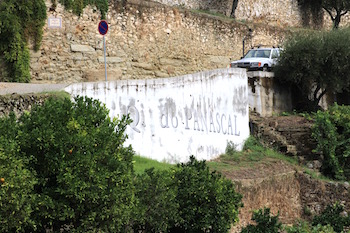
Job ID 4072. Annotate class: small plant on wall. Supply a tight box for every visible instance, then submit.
[51,0,109,19]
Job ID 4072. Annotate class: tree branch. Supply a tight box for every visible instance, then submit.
[316,88,328,103]
[340,10,348,16]
[314,84,321,101]
[323,7,335,21]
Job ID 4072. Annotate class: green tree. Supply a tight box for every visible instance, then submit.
[132,168,180,232]
[322,0,350,29]
[0,113,37,232]
[17,96,135,232]
[298,0,350,29]
[240,207,282,233]
[169,156,243,233]
[275,29,350,111]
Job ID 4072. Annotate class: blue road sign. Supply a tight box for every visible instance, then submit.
[98,20,108,35]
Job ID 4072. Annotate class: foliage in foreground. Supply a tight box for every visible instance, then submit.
[240,207,282,233]
[312,202,350,233]
[0,97,243,232]
[169,156,243,233]
[275,28,350,111]
[0,96,135,232]
[0,113,37,232]
[312,104,350,180]
[132,168,179,232]
[133,156,243,233]
[244,204,350,233]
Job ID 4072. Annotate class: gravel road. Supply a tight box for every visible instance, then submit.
[0,82,69,95]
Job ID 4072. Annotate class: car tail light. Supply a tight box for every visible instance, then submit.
[258,62,261,67]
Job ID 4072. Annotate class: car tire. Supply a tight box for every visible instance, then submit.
[262,64,269,71]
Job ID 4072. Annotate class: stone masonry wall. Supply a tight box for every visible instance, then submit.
[154,0,350,28]
[23,0,286,83]
[0,94,51,116]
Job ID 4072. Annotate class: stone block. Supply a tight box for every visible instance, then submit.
[98,57,124,63]
[83,68,123,82]
[71,44,95,53]
[73,53,86,61]
[159,58,183,66]
[132,62,154,70]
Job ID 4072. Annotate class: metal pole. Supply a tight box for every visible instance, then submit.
[242,36,245,57]
[103,35,107,82]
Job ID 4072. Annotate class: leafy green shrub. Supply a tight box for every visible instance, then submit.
[132,168,179,232]
[169,156,243,233]
[312,104,350,180]
[0,113,37,232]
[16,96,135,232]
[243,136,264,151]
[225,140,238,156]
[286,221,336,233]
[312,203,350,233]
[311,225,337,233]
[240,207,282,233]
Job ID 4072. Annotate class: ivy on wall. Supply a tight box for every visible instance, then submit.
[52,0,109,19]
[0,0,108,83]
[0,0,47,82]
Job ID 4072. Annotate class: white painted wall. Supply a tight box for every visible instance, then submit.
[65,68,249,163]
[247,71,293,116]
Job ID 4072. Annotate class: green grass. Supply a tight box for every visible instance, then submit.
[38,91,71,100]
[133,155,174,175]
[303,168,334,182]
[207,136,298,173]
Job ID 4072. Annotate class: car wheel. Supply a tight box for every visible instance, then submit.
[262,64,269,71]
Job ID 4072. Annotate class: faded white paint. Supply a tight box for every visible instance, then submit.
[247,71,292,116]
[65,69,249,163]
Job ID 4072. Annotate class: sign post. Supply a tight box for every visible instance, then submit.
[98,20,109,81]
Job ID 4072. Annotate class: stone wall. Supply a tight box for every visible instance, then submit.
[298,172,350,221]
[153,0,350,28]
[11,0,285,83]
[0,94,51,116]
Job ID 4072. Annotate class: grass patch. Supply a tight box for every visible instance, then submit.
[38,91,71,100]
[207,136,298,173]
[303,168,334,182]
[133,155,174,175]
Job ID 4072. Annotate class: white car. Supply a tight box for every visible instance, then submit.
[230,47,281,71]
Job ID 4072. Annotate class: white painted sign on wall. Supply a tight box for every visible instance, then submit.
[48,17,62,28]
[65,68,249,163]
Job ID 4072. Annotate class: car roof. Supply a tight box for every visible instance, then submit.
[250,47,280,50]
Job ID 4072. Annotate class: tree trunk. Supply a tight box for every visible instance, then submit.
[230,0,238,18]
[333,13,341,29]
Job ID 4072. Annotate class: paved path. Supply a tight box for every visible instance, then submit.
[0,82,69,95]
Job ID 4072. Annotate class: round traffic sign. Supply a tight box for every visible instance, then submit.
[98,20,108,35]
